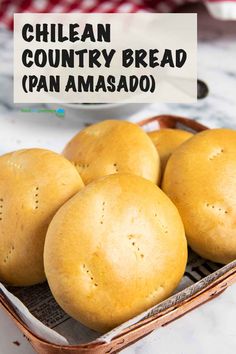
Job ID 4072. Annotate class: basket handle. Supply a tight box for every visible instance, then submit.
[138,114,208,132]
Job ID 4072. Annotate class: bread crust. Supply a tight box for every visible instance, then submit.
[44,174,187,332]
[63,120,160,185]
[0,148,84,286]
[162,129,236,264]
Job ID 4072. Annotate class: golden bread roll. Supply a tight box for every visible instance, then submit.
[162,128,236,264]
[148,129,193,177]
[44,174,187,333]
[0,149,84,286]
[63,120,160,185]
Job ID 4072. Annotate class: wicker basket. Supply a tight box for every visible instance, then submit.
[1,115,236,354]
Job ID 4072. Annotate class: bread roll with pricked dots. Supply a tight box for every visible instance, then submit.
[0,148,84,286]
[162,128,236,264]
[44,174,187,333]
[63,120,160,185]
[148,129,193,178]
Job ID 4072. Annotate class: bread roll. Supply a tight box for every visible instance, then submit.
[0,149,84,286]
[148,129,193,177]
[63,120,160,185]
[44,174,187,333]
[162,129,236,264]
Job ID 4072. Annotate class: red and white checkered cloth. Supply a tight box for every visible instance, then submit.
[0,0,236,30]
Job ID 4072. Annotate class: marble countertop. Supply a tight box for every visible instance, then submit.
[0,3,236,354]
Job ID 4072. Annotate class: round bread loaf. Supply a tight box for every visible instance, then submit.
[0,149,84,286]
[63,120,160,185]
[148,129,193,177]
[44,174,187,333]
[162,129,236,264]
